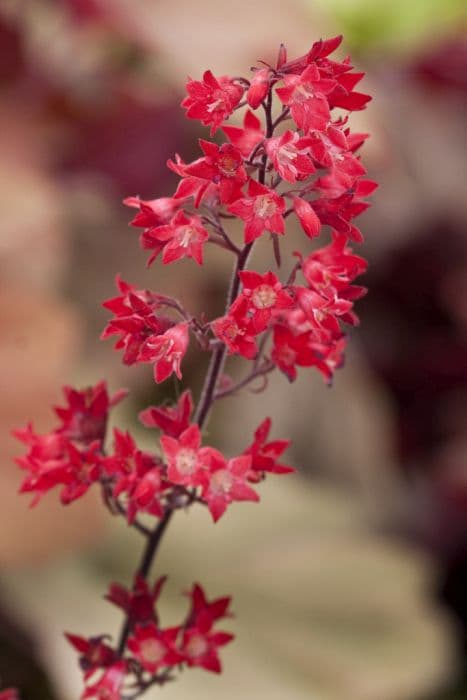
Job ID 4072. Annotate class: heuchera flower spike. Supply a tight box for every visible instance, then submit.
[13,36,375,700]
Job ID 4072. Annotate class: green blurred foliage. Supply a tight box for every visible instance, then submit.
[312,0,467,53]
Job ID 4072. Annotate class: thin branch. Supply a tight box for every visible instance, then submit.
[213,360,275,400]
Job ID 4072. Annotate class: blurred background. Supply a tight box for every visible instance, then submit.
[1,0,467,698]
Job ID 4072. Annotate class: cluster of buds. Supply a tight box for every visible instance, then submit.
[14,36,374,699]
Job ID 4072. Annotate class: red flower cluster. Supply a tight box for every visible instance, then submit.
[14,36,374,699]
[15,386,291,526]
[13,383,126,505]
[68,581,233,698]
[120,34,374,388]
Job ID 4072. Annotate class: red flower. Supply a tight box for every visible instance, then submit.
[242,418,295,482]
[59,441,102,504]
[308,188,371,243]
[295,286,352,336]
[201,451,259,522]
[182,582,233,671]
[222,109,264,158]
[102,429,164,522]
[143,211,209,266]
[228,179,285,243]
[128,623,182,673]
[182,627,233,673]
[106,575,166,625]
[182,583,234,671]
[102,276,173,366]
[139,389,193,438]
[301,232,367,296]
[265,131,315,183]
[276,64,336,133]
[211,296,259,359]
[160,424,206,487]
[124,195,182,229]
[138,323,189,384]
[54,382,127,445]
[65,633,116,679]
[279,35,343,75]
[185,583,232,627]
[82,662,126,700]
[293,196,321,238]
[238,270,294,332]
[15,426,102,505]
[271,324,321,381]
[308,336,347,383]
[182,71,244,134]
[183,140,246,204]
[246,68,270,109]
[307,125,366,180]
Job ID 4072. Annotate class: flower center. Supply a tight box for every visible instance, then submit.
[207,96,226,113]
[252,284,277,310]
[180,226,196,248]
[295,82,315,102]
[254,195,276,219]
[186,633,209,658]
[218,153,241,176]
[176,448,197,475]
[140,638,166,665]
[210,469,234,494]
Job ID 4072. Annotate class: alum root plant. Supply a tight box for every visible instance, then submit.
[13,35,375,700]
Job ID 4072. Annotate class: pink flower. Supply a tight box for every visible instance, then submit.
[139,389,193,438]
[143,211,209,266]
[265,131,315,183]
[228,179,285,243]
[201,451,259,522]
[182,71,244,134]
[138,323,189,384]
[276,63,336,133]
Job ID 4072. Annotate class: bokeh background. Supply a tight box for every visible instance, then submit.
[1,0,467,698]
